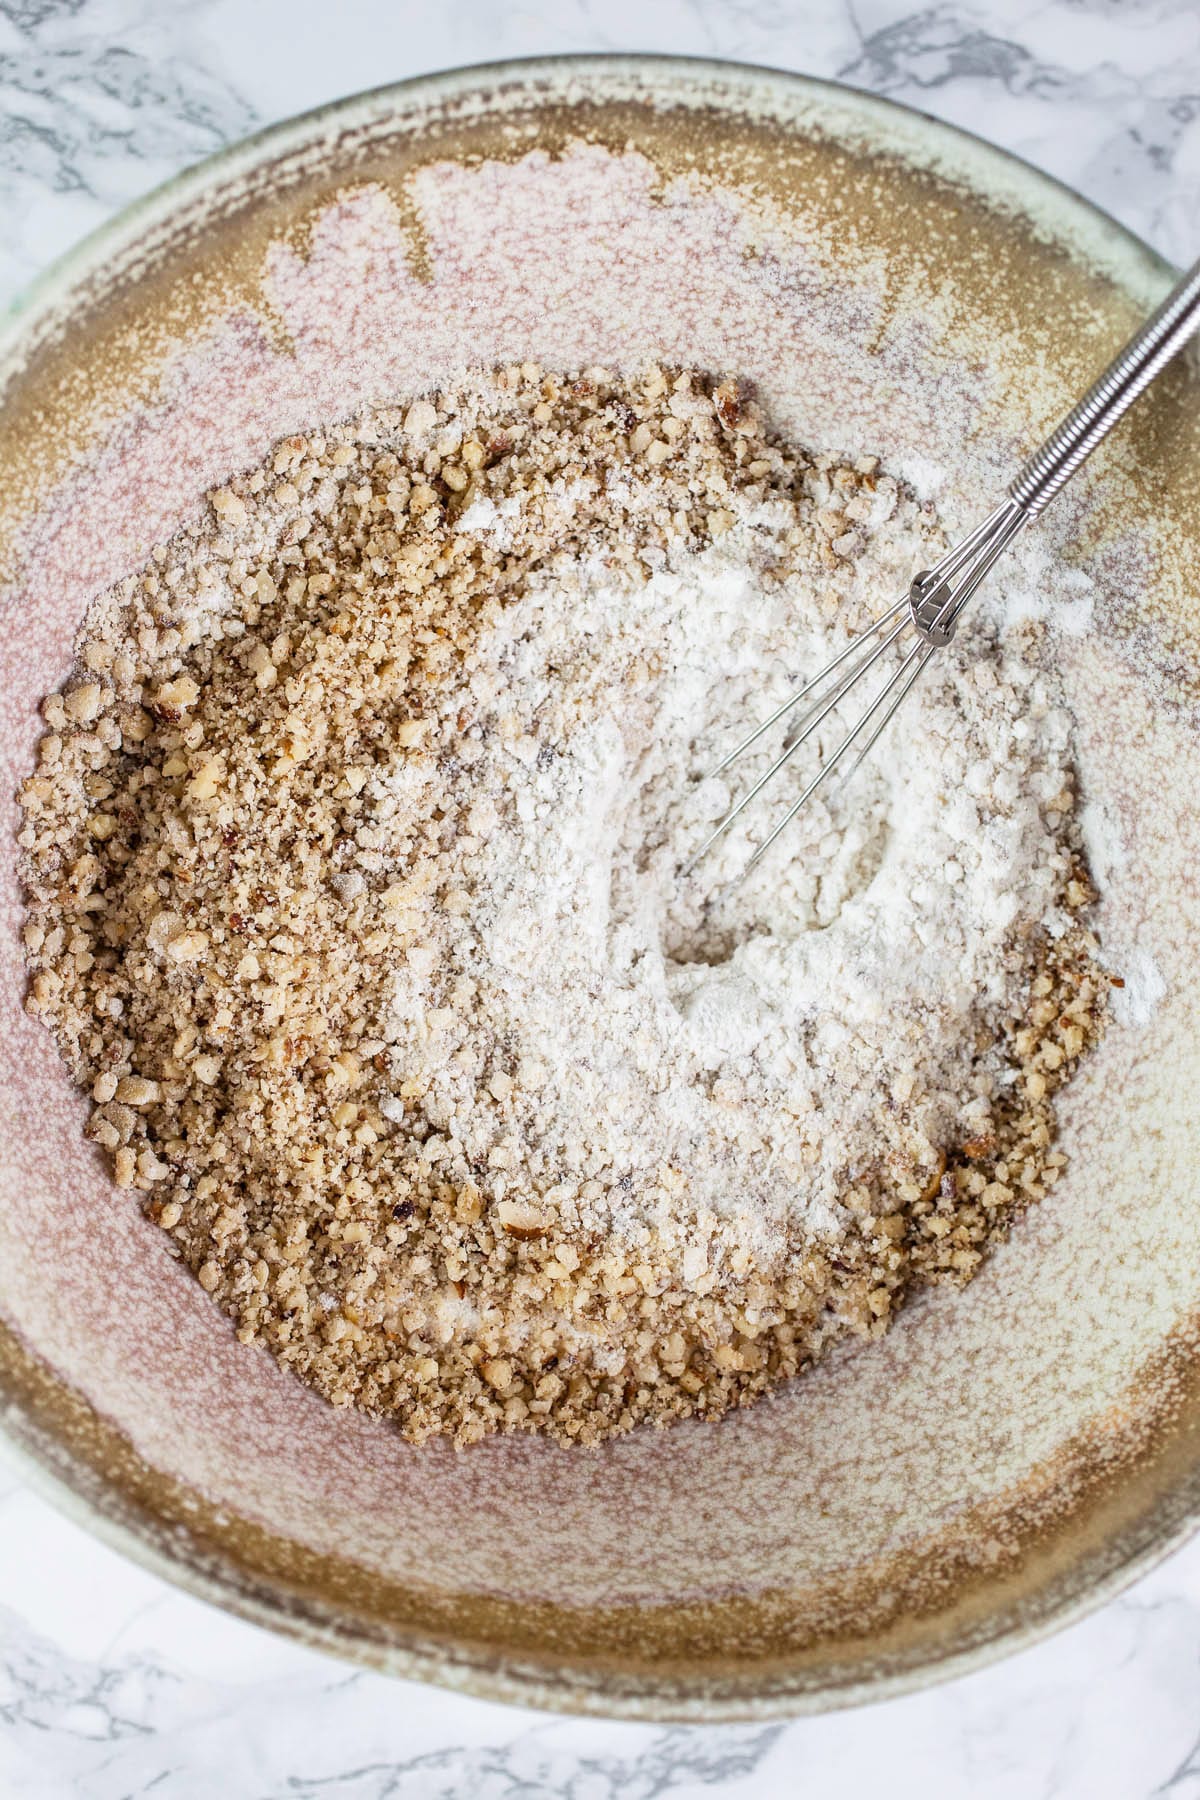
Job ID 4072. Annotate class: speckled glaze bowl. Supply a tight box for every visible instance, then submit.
[0,56,1198,1720]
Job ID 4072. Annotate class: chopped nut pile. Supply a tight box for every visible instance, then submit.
[17,366,1105,1445]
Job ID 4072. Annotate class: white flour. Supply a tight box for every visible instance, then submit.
[429,472,1086,1270]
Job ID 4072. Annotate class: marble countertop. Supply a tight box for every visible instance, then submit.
[2,0,1200,1793]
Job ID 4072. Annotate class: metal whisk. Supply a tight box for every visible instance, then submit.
[688,251,1200,879]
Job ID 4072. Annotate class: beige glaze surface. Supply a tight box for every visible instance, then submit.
[0,60,1198,1716]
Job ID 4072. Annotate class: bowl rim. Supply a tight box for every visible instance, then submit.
[0,50,1190,1722]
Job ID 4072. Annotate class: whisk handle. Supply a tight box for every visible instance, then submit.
[1008,252,1200,517]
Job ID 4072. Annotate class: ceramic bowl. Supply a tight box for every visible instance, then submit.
[1,56,1198,1720]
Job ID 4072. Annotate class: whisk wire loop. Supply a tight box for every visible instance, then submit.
[686,500,1029,880]
[706,596,909,779]
[743,637,932,873]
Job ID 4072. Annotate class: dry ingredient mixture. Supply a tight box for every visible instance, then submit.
[17,366,1105,1446]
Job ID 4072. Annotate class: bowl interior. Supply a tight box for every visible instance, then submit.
[0,60,1199,1717]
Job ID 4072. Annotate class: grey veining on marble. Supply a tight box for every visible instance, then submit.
[1,1,1200,1795]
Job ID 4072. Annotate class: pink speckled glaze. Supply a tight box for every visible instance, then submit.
[1,61,1200,1718]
